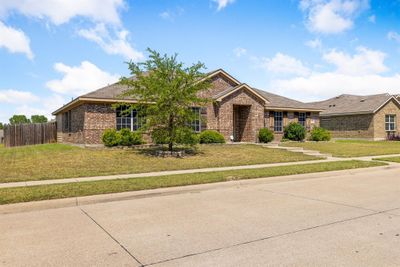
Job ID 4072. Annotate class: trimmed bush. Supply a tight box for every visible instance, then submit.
[199,130,225,144]
[176,128,199,146]
[102,129,121,147]
[119,128,134,146]
[310,127,331,141]
[258,128,274,143]
[284,122,306,141]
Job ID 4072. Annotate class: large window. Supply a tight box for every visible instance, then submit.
[63,111,71,132]
[385,115,396,132]
[116,106,143,131]
[299,112,306,127]
[274,111,283,132]
[189,107,201,133]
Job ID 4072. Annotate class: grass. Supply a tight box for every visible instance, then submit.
[281,140,400,157]
[0,160,385,205]
[373,156,400,163]
[0,143,319,183]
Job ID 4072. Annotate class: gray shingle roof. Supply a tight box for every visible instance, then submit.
[309,93,395,116]
[254,88,320,110]
[81,77,135,100]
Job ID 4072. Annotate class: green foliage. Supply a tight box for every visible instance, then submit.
[102,129,121,147]
[176,128,199,146]
[119,128,134,146]
[0,123,3,130]
[9,115,30,124]
[119,128,145,146]
[31,115,48,123]
[199,130,225,144]
[310,127,331,141]
[258,128,274,143]
[103,128,145,147]
[284,122,306,141]
[120,48,211,151]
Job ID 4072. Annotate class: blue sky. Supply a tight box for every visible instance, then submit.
[1,0,400,123]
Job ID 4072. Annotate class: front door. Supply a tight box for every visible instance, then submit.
[233,105,251,142]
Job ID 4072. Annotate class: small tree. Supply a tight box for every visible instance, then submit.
[31,115,48,123]
[9,115,30,124]
[120,48,210,151]
[0,122,3,130]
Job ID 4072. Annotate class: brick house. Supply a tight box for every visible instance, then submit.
[310,94,400,140]
[52,69,322,145]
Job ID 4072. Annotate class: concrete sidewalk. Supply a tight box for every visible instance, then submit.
[1,151,400,189]
[2,165,400,266]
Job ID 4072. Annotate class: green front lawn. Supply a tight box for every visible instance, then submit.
[373,156,400,163]
[281,140,400,157]
[0,143,319,183]
[0,160,385,205]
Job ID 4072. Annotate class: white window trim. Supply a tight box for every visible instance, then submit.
[385,114,396,132]
[274,111,283,132]
[298,112,306,127]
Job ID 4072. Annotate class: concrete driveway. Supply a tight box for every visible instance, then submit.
[1,165,400,266]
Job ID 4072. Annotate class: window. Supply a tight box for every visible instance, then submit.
[385,115,396,132]
[190,107,201,132]
[274,111,283,132]
[116,106,143,131]
[299,112,306,127]
[63,111,71,132]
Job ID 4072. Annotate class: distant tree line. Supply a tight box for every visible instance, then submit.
[2,115,49,126]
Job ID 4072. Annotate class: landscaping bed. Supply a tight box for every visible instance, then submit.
[0,160,385,205]
[0,143,319,183]
[280,140,400,157]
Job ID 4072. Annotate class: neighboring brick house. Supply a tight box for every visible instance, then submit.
[52,69,322,145]
[310,94,400,140]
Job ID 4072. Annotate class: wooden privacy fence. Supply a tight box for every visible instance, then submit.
[4,122,57,147]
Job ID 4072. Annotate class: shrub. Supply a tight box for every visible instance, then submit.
[102,129,121,147]
[131,131,145,145]
[119,128,134,146]
[258,128,274,143]
[284,122,306,141]
[310,127,331,141]
[119,128,145,146]
[176,128,199,146]
[199,130,225,144]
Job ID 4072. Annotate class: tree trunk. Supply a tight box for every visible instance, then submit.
[168,142,173,152]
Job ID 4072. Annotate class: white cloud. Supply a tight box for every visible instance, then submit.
[305,38,322,49]
[263,46,398,101]
[159,7,184,21]
[46,61,119,96]
[0,89,38,104]
[0,0,124,25]
[260,53,311,76]
[78,23,143,61]
[0,21,33,59]
[388,31,400,43]
[233,47,247,57]
[271,73,400,101]
[15,94,66,119]
[368,14,376,23]
[300,0,369,34]
[322,46,388,75]
[213,0,235,11]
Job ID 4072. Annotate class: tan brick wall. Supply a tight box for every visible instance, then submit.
[320,114,374,139]
[84,103,116,144]
[61,105,85,144]
[373,99,400,140]
[215,88,265,142]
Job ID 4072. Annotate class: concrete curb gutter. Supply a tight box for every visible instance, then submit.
[0,164,397,215]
